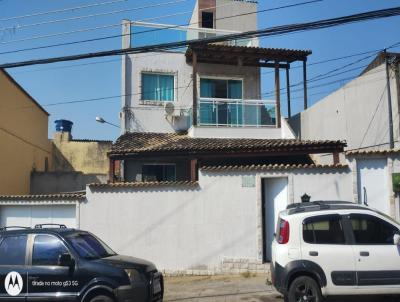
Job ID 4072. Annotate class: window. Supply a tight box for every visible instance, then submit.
[200,78,243,99]
[201,11,214,29]
[142,164,176,182]
[32,235,69,266]
[0,235,27,265]
[350,214,399,245]
[141,73,174,101]
[66,232,115,260]
[303,215,345,244]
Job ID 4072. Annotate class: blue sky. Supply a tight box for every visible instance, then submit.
[1,0,400,141]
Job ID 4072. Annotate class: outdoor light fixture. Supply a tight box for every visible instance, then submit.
[301,193,311,203]
[95,116,120,128]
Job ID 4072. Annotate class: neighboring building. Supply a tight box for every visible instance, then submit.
[0,192,85,228]
[30,120,112,194]
[0,69,52,195]
[289,52,400,222]
[290,52,400,151]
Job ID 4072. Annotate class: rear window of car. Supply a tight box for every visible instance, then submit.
[303,215,345,244]
[0,235,27,265]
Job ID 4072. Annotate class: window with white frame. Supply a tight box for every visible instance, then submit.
[141,72,175,102]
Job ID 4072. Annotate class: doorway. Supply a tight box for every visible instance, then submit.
[357,158,389,215]
[262,177,288,262]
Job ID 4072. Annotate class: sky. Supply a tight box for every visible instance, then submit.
[1,0,400,141]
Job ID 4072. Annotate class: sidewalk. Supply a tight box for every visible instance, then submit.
[164,274,278,302]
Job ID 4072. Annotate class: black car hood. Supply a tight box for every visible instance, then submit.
[97,255,157,272]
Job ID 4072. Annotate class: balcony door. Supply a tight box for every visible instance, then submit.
[199,78,242,126]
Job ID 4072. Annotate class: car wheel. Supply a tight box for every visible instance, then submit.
[288,276,322,302]
[89,295,114,302]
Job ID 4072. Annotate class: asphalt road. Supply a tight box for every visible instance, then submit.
[164,275,400,302]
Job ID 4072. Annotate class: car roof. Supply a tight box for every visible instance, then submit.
[0,227,82,237]
[284,200,372,216]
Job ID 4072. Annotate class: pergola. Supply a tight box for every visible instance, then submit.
[186,44,312,127]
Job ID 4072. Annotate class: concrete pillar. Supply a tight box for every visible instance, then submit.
[121,20,131,133]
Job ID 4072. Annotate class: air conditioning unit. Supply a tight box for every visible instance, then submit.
[164,102,182,117]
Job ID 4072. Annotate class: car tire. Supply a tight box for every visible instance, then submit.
[89,295,114,302]
[287,276,322,302]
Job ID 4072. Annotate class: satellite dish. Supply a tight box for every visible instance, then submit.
[164,102,175,116]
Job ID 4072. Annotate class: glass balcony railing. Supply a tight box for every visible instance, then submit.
[197,98,277,127]
[131,22,259,48]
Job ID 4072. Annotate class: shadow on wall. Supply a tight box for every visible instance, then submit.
[51,143,75,172]
[288,114,301,139]
[31,171,107,194]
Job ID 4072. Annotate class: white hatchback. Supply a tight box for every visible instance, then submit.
[271,201,400,302]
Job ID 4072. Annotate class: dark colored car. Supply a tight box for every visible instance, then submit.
[0,224,163,302]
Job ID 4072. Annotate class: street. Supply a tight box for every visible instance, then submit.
[164,275,400,302]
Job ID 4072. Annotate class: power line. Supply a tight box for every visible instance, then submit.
[262,41,400,97]
[0,0,187,33]
[2,6,400,68]
[0,0,129,22]
[0,0,324,55]
[0,0,238,45]
[2,67,390,113]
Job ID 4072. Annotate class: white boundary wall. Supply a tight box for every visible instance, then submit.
[82,167,352,274]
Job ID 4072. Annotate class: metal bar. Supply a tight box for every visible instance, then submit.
[385,50,394,149]
[286,66,291,118]
[275,61,281,128]
[192,51,198,126]
[303,59,308,110]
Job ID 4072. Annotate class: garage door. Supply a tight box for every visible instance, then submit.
[0,205,76,228]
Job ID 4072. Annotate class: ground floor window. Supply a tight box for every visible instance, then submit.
[142,164,176,182]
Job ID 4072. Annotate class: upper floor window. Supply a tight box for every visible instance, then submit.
[141,73,174,102]
[201,11,214,29]
[200,78,242,99]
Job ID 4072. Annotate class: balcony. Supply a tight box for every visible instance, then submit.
[197,98,276,127]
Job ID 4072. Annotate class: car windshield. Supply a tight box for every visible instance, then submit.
[66,232,117,260]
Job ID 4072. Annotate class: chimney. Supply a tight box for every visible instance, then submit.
[54,119,73,142]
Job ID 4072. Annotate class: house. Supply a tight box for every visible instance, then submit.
[0,69,52,195]
[30,120,112,194]
[290,52,400,219]
[78,0,356,275]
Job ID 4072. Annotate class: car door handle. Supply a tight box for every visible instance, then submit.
[309,251,318,257]
[360,251,369,257]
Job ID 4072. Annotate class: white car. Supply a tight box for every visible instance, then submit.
[271,201,400,302]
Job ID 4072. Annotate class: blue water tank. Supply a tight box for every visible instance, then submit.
[55,120,73,132]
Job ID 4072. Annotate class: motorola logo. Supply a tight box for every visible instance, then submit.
[4,271,23,296]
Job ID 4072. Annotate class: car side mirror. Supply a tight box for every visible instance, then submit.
[393,234,400,246]
[58,253,74,267]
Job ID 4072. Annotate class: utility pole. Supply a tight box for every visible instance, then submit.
[385,49,395,149]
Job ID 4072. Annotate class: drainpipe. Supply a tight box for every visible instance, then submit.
[385,50,395,149]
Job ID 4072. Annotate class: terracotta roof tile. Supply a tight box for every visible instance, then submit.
[201,163,348,171]
[346,148,400,156]
[0,192,86,200]
[110,132,346,156]
[89,181,198,188]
